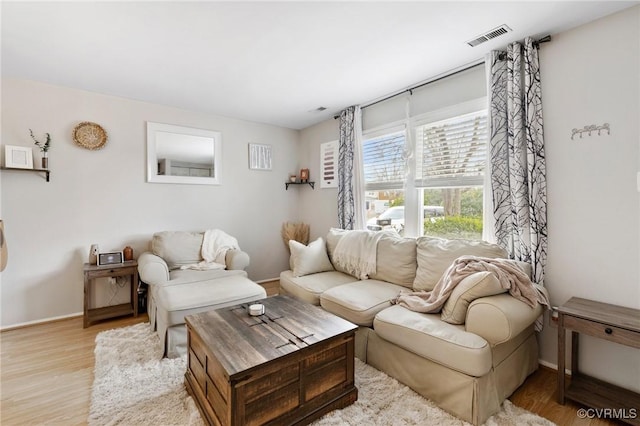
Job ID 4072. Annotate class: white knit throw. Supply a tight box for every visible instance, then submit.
[180,229,239,271]
[332,230,392,279]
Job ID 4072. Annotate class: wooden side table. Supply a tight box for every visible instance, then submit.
[557,297,640,425]
[83,260,139,328]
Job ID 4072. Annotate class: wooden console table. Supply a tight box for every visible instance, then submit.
[557,297,640,425]
[83,261,138,328]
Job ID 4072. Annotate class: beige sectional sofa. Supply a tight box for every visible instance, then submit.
[280,229,546,425]
[138,231,266,358]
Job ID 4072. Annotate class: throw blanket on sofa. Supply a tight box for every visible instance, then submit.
[180,229,239,271]
[332,230,392,280]
[392,256,549,329]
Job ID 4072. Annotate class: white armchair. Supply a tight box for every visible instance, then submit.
[138,231,266,357]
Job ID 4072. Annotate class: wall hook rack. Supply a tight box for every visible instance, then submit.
[571,123,610,140]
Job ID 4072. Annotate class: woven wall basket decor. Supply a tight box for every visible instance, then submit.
[73,121,108,150]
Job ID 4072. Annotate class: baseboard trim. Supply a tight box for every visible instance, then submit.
[255,277,279,284]
[538,359,556,370]
[0,312,83,332]
[538,358,572,375]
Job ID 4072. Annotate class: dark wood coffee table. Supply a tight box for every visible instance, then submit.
[184,295,358,426]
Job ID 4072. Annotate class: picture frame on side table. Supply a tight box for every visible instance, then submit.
[5,145,33,169]
[97,251,124,266]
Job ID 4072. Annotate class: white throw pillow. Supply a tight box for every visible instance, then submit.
[289,237,335,277]
[413,237,508,291]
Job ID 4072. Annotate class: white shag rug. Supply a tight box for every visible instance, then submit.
[89,323,555,426]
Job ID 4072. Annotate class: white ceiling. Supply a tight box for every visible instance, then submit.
[2,1,637,130]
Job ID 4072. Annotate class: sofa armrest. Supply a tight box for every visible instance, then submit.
[226,249,250,271]
[465,293,543,345]
[138,252,170,285]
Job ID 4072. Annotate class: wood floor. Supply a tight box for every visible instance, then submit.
[1,306,617,425]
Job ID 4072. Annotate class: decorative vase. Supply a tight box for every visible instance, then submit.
[41,152,48,169]
[123,246,133,261]
[89,244,99,265]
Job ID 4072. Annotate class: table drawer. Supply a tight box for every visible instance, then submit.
[88,267,136,278]
[564,315,640,348]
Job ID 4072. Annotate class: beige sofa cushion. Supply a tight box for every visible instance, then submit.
[152,231,203,270]
[373,305,492,377]
[413,237,507,291]
[327,228,415,287]
[369,235,416,288]
[156,274,266,326]
[441,271,507,324]
[167,268,247,286]
[289,237,334,277]
[279,270,357,305]
[320,280,406,326]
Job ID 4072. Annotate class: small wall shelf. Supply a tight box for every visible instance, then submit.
[1,167,50,182]
[285,181,315,190]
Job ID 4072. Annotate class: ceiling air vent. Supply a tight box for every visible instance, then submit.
[466,25,512,47]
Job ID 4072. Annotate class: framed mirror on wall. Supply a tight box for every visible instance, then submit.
[146,122,222,185]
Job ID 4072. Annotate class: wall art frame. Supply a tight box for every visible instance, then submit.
[248,143,272,171]
[4,145,33,169]
[320,140,338,188]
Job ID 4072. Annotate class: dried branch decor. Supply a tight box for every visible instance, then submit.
[281,222,310,252]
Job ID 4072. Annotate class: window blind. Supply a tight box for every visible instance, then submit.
[363,130,406,191]
[415,111,487,188]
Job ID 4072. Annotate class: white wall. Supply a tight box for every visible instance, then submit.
[299,6,640,392]
[538,6,640,391]
[1,78,299,327]
[298,118,341,239]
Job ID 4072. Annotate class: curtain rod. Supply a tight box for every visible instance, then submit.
[362,61,484,110]
[334,34,551,119]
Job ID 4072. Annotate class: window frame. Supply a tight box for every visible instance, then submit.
[361,98,488,238]
[361,123,407,192]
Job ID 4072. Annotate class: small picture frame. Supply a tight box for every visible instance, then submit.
[5,145,33,169]
[300,168,309,182]
[248,143,272,170]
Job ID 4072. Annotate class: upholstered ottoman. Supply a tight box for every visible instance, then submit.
[138,230,267,357]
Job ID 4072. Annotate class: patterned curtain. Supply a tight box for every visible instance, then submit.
[338,106,365,230]
[488,37,548,286]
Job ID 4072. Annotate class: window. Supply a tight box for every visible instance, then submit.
[362,102,488,240]
[416,110,487,239]
[362,129,405,191]
[363,127,407,234]
[415,111,487,189]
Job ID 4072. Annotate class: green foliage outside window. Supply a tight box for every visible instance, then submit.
[424,216,483,240]
[422,187,483,239]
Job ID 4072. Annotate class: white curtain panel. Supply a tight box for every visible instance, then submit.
[487,37,548,286]
[338,105,365,230]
